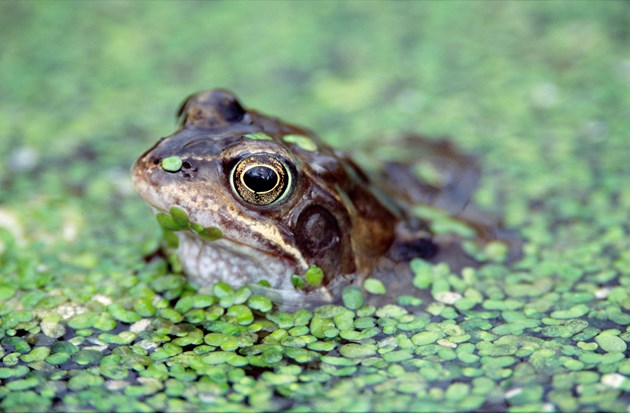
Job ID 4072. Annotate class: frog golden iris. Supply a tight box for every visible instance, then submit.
[230,154,293,206]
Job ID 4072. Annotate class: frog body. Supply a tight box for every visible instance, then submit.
[132,89,498,305]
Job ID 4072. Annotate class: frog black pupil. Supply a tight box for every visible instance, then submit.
[244,166,277,193]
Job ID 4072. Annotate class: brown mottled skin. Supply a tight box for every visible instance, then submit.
[132,89,498,305]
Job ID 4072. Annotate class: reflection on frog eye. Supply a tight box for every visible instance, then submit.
[230,154,292,206]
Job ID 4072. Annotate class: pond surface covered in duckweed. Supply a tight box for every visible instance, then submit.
[1,2,629,411]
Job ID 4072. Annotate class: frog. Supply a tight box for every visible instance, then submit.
[132,89,511,307]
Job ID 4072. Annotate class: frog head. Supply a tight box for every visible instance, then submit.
[132,89,398,303]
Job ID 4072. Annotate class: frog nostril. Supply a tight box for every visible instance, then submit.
[182,161,192,169]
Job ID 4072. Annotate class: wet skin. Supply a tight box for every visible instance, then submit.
[132,89,507,306]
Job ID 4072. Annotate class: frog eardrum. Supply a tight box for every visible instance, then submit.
[230,154,293,206]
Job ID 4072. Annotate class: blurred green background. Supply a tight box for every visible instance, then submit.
[1,1,628,252]
[1,1,629,411]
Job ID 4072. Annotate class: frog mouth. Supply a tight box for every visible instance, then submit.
[192,226,296,265]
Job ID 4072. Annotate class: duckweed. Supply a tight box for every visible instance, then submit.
[247,295,273,313]
[19,347,50,363]
[195,226,223,241]
[161,156,183,172]
[290,275,304,289]
[244,133,274,141]
[341,286,364,310]
[282,135,318,152]
[595,333,627,353]
[304,265,324,286]
[2,2,629,412]
[226,305,254,325]
[156,208,222,242]
[364,278,386,295]
[156,213,183,231]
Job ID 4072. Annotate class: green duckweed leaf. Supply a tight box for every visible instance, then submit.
[161,156,183,172]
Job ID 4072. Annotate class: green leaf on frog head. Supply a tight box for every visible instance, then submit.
[161,156,183,172]
[244,132,274,140]
[282,134,317,152]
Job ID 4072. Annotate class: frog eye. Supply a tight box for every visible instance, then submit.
[230,155,292,206]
